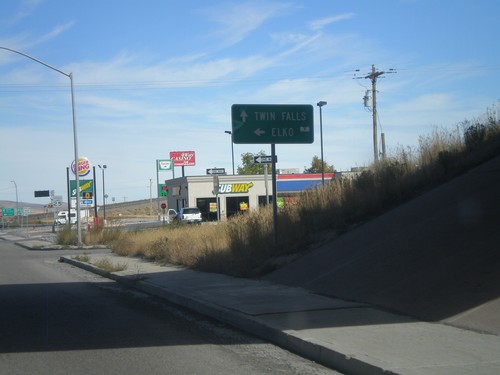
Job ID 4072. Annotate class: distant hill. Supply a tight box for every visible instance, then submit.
[1,199,154,218]
[0,200,47,214]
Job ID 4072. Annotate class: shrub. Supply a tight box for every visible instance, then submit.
[92,257,128,273]
[464,123,486,151]
[56,226,77,245]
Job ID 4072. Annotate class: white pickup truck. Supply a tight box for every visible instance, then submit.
[55,209,89,224]
[174,207,202,224]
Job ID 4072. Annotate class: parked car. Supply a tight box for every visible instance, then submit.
[166,209,177,223]
[175,207,202,224]
[55,209,78,225]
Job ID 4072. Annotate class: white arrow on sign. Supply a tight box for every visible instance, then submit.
[253,155,276,164]
[206,168,226,175]
[240,110,248,123]
[254,128,265,136]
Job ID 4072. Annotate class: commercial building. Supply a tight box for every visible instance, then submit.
[164,173,334,221]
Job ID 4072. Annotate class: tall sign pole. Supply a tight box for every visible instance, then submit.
[157,159,173,221]
[156,160,160,221]
[213,174,220,221]
[232,104,314,246]
[271,144,278,245]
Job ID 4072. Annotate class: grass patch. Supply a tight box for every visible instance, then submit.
[92,257,128,273]
[73,253,91,262]
[56,224,124,247]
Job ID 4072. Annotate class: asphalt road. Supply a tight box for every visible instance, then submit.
[0,239,338,375]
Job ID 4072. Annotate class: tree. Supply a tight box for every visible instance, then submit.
[237,150,267,175]
[303,156,335,174]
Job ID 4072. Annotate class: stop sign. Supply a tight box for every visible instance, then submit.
[161,203,166,209]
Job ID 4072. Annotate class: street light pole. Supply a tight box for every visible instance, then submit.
[98,165,107,222]
[10,180,18,224]
[0,46,82,245]
[317,101,327,185]
[224,130,235,175]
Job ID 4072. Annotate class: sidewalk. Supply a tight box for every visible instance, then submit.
[54,251,500,375]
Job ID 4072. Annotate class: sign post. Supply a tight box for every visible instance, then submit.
[206,168,226,175]
[213,175,220,221]
[157,159,173,221]
[232,103,314,245]
[253,155,277,164]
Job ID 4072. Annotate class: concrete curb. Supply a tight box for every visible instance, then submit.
[15,241,64,251]
[60,256,390,375]
[13,240,108,251]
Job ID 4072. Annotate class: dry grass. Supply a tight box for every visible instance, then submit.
[73,253,91,262]
[56,224,123,246]
[92,257,128,273]
[59,102,500,277]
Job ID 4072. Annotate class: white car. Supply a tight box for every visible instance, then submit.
[55,210,77,225]
[175,207,202,224]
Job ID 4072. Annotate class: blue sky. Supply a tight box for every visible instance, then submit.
[1,0,499,205]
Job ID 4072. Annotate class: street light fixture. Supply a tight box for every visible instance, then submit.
[98,165,107,222]
[317,101,327,185]
[11,180,18,224]
[225,130,235,175]
[0,46,82,246]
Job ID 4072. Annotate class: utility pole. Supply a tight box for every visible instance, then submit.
[356,65,396,163]
[365,65,385,163]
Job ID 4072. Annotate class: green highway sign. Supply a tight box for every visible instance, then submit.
[231,104,314,144]
[1,208,15,217]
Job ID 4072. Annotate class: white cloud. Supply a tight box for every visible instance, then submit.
[66,52,278,90]
[36,21,75,44]
[3,0,44,27]
[201,1,297,47]
[309,13,355,31]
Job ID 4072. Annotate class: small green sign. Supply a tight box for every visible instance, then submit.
[158,159,173,171]
[231,104,314,144]
[158,184,168,197]
[70,179,94,198]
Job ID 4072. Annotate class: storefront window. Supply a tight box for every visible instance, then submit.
[258,195,273,206]
[196,197,218,221]
[226,196,250,218]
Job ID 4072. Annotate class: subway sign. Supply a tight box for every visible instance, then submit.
[70,179,93,197]
[218,182,254,194]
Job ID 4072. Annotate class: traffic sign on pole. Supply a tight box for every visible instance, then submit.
[231,104,314,144]
[253,155,277,164]
[1,208,15,217]
[206,168,226,175]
